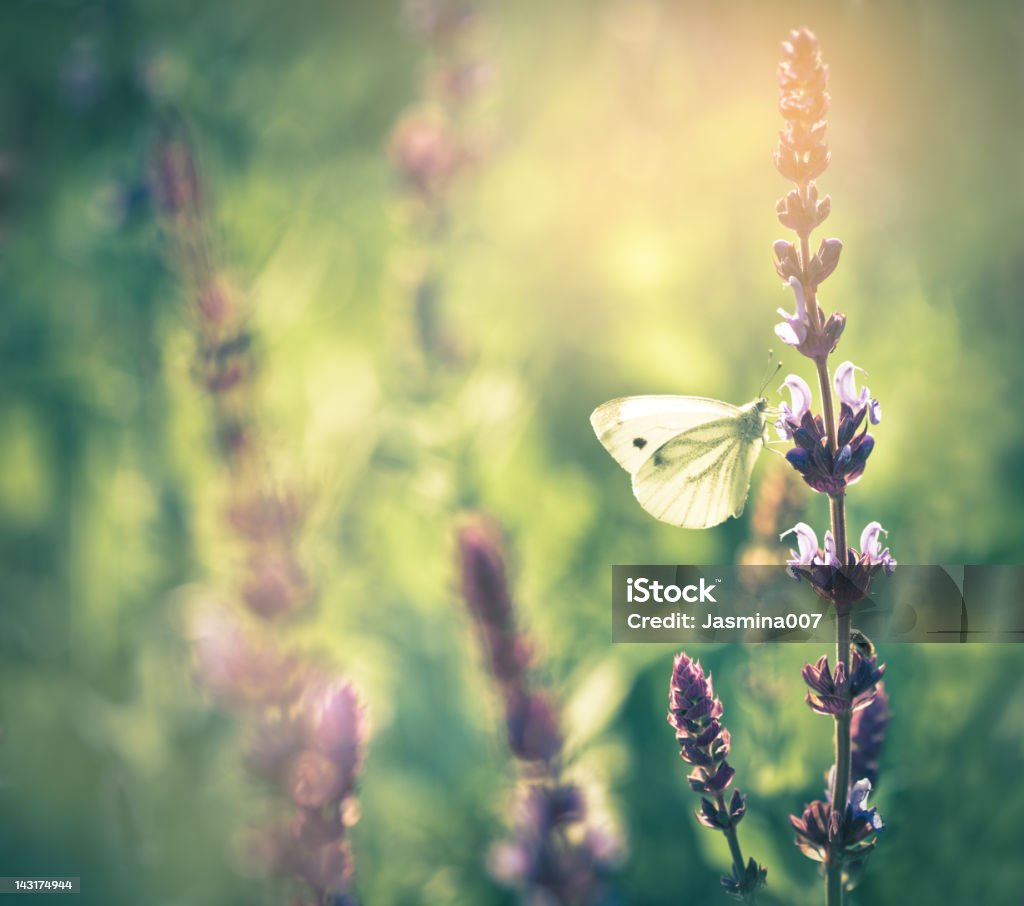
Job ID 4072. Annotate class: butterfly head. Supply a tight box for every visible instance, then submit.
[739,398,770,443]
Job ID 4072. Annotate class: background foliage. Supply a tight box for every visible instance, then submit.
[2,1,1023,904]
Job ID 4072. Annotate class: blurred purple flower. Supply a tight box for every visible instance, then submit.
[487,783,621,904]
[389,109,465,202]
[149,128,201,219]
[457,514,562,762]
[851,682,890,788]
[242,550,311,620]
[187,601,303,708]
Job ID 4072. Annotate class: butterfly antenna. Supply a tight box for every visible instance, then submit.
[758,349,783,397]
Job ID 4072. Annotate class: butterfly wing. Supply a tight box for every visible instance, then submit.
[590,396,743,474]
[632,411,764,529]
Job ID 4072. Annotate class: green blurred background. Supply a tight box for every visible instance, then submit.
[2,0,1023,903]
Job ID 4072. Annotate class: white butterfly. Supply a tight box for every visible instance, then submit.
[590,395,769,529]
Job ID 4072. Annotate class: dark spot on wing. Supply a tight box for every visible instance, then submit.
[653,450,665,467]
[632,437,647,449]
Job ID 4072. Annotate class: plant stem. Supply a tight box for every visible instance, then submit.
[716,794,747,884]
[800,208,852,906]
[826,859,844,906]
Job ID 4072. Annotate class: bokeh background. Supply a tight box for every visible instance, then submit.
[2,0,1023,903]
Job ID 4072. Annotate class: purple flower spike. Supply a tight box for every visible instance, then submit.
[775,277,811,348]
[487,782,621,904]
[668,653,766,898]
[668,655,735,793]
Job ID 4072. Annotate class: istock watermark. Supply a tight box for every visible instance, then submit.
[611,565,1024,643]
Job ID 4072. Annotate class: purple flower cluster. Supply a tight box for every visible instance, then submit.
[668,654,766,900]
[775,274,845,359]
[801,650,885,716]
[790,779,884,865]
[489,784,621,905]
[246,679,367,905]
[188,601,368,904]
[781,520,897,607]
[668,655,735,797]
[775,365,879,496]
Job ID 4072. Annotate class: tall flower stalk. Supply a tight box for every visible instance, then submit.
[151,124,367,905]
[771,28,892,904]
[668,654,766,901]
[391,0,492,371]
[392,12,624,897]
[457,514,621,904]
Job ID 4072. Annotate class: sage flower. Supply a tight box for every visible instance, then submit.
[834,362,881,424]
[668,654,766,899]
[790,780,883,865]
[801,651,885,716]
[775,277,811,348]
[776,376,876,495]
[775,374,813,440]
[859,522,897,575]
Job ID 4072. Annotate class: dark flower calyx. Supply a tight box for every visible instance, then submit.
[790,780,884,864]
[720,857,768,900]
[800,650,885,716]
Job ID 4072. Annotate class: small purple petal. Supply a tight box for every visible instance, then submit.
[775,321,806,347]
[867,397,882,424]
[834,361,879,420]
[775,277,811,347]
[859,522,885,557]
[780,522,819,566]
[780,374,813,422]
[819,530,840,567]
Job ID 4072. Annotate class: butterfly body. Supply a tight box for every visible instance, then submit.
[590,395,769,529]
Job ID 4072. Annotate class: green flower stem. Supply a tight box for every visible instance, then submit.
[716,793,754,902]
[718,794,746,870]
